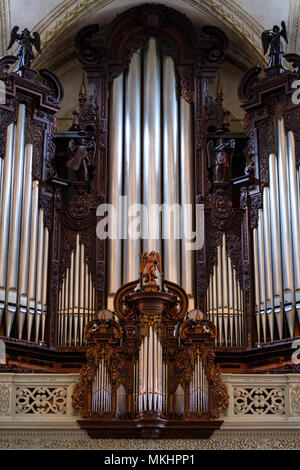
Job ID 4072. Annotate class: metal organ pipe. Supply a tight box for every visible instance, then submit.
[278,120,294,335]
[263,187,274,341]
[163,56,180,284]
[107,74,124,306]
[287,132,300,323]
[269,154,283,339]
[18,144,33,338]
[0,105,49,342]
[180,98,195,310]
[124,52,142,283]
[206,234,244,346]
[6,104,26,336]
[253,120,300,342]
[27,181,39,341]
[143,38,161,253]
[0,123,14,328]
[57,237,96,346]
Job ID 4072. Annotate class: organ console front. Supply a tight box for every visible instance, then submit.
[72,252,228,438]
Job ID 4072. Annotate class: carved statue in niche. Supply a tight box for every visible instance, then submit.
[139,251,162,287]
[207,138,235,187]
[67,134,95,189]
[261,22,288,67]
[7,26,41,69]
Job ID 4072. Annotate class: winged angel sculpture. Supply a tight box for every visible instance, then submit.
[139,251,163,286]
[261,22,288,67]
[7,26,41,69]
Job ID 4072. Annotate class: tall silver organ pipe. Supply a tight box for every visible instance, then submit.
[106,38,195,310]
[163,55,180,285]
[253,120,300,342]
[134,326,166,413]
[107,74,124,307]
[57,234,96,346]
[206,233,244,347]
[143,38,161,254]
[124,51,142,283]
[0,105,49,342]
[180,97,195,309]
[92,357,112,413]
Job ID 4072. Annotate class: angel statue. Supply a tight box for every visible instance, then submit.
[207,138,235,186]
[139,251,163,286]
[261,22,288,68]
[67,135,95,184]
[7,26,41,70]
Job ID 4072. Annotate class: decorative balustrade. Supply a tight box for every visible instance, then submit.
[0,373,300,428]
[0,374,78,425]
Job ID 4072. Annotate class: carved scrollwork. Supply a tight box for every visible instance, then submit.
[72,363,93,413]
[208,364,229,419]
[209,191,234,221]
[238,65,262,102]
[250,192,263,228]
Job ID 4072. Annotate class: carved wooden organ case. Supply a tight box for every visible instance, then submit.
[0,3,300,374]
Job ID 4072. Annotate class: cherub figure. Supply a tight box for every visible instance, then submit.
[261,22,288,67]
[139,251,162,285]
[207,138,235,185]
[7,26,41,69]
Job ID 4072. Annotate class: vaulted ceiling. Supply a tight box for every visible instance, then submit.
[1,0,298,129]
[1,0,299,68]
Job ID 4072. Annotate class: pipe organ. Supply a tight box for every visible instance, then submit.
[206,234,245,347]
[57,234,97,347]
[253,121,300,343]
[107,38,195,312]
[1,3,300,399]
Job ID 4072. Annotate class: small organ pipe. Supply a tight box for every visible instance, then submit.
[35,210,45,342]
[27,181,39,341]
[287,132,300,316]
[206,235,244,346]
[57,239,96,346]
[263,188,274,341]
[269,154,283,338]
[41,227,49,342]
